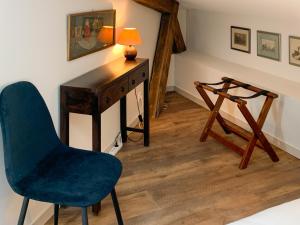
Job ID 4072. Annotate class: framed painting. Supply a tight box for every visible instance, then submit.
[68,10,116,61]
[257,31,281,61]
[231,26,251,53]
[289,36,300,67]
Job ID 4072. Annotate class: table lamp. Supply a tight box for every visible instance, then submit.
[97,26,114,46]
[118,28,142,60]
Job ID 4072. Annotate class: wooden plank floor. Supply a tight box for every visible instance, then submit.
[46,92,300,225]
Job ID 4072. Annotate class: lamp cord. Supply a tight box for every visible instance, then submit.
[128,88,144,142]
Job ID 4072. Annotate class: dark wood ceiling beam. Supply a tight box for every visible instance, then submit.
[133,0,186,118]
[157,11,179,114]
[173,18,187,53]
[133,0,176,13]
[150,12,175,117]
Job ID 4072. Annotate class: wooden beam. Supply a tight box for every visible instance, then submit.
[150,12,175,117]
[133,0,186,118]
[225,120,265,149]
[133,0,186,53]
[209,130,245,156]
[173,18,186,53]
[133,0,176,13]
[156,3,186,116]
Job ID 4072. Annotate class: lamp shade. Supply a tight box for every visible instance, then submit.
[118,28,142,46]
[97,26,114,44]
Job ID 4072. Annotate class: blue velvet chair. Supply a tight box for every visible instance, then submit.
[0,82,124,225]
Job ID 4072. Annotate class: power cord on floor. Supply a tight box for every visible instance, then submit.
[114,132,121,147]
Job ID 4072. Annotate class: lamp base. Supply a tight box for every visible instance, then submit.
[124,45,137,61]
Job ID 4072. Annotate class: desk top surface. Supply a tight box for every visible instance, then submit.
[62,58,148,90]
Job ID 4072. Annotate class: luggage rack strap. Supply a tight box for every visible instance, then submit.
[194,81,247,105]
[199,77,234,86]
[194,77,278,104]
[221,77,278,98]
[213,83,251,93]
[230,90,270,102]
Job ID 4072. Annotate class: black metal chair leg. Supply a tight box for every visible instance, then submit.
[111,188,124,225]
[54,204,59,225]
[17,197,29,225]
[81,207,89,225]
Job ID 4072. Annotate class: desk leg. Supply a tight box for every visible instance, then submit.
[60,89,69,145]
[120,96,128,143]
[92,113,101,153]
[92,113,101,215]
[144,79,150,147]
[60,109,69,146]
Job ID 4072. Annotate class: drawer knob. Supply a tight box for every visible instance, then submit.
[121,86,125,92]
[142,72,146,77]
[106,97,111,104]
[132,79,136,85]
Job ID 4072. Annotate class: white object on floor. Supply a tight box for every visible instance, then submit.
[228,198,300,225]
[108,133,123,156]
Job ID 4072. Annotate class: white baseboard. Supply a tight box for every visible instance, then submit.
[175,86,300,159]
[103,116,140,154]
[166,85,175,92]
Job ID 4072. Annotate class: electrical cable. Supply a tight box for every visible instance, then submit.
[128,88,144,143]
[114,132,121,147]
[135,89,141,116]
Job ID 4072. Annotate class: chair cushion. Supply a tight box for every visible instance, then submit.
[228,198,300,225]
[16,145,122,207]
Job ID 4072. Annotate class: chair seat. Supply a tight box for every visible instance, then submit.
[16,145,122,207]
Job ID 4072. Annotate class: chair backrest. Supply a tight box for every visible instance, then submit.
[0,82,61,192]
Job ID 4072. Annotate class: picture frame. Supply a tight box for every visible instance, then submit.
[289,36,300,67]
[67,10,116,61]
[231,26,251,53]
[257,31,281,61]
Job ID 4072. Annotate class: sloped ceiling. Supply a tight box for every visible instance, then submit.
[180,0,300,19]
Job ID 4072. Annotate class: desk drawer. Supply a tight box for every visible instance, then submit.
[100,77,129,112]
[65,90,94,114]
[129,66,147,91]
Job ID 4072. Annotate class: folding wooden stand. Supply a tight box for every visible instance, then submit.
[195,77,280,169]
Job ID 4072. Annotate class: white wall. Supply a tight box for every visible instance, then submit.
[180,0,300,21]
[0,0,160,224]
[175,9,300,157]
[187,10,300,83]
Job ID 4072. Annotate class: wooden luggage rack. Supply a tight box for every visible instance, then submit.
[194,77,280,169]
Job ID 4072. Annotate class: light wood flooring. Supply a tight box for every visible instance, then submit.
[46,92,300,225]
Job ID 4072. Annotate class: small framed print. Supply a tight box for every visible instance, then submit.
[289,36,300,67]
[231,26,251,53]
[257,31,281,61]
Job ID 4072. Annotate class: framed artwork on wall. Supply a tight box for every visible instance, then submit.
[257,31,281,61]
[289,36,300,67]
[231,26,251,53]
[67,10,116,61]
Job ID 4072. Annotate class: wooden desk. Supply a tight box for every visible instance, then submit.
[60,58,150,213]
